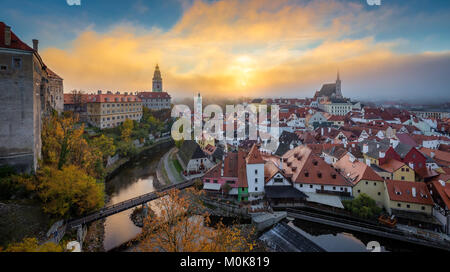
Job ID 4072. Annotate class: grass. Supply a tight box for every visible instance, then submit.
[172,159,183,173]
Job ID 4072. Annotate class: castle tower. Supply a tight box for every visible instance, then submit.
[152,64,162,92]
[335,70,342,98]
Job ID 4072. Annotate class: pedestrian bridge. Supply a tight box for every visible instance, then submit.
[67,179,195,229]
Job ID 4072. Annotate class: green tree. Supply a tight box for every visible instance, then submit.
[91,134,116,164]
[342,193,382,219]
[36,165,105,217]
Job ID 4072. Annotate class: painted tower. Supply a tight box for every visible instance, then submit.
[152,64,162,92]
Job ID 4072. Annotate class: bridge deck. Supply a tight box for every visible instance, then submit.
[67,179,194,229]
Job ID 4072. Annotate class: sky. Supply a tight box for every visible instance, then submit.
[1,0,450,102]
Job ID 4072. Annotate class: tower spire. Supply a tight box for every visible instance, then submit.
[152,64,162,92]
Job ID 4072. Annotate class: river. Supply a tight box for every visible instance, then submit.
[103,149,165,251]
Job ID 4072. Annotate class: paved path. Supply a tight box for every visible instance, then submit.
[162,147,186,184]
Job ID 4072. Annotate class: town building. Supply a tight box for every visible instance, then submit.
[84,91,143,129]
[0,22,63,172]
[428,176,450,234]
[334,154,386,206]
[378,159,415,182]
[383,179,434,216]
[178,140,215,177]
[137,92,171,110]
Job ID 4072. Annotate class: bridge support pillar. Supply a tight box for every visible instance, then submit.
[76,224,88,251]
[142,203,149,218]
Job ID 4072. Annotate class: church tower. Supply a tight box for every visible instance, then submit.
[152,64,162,92]
[335,70,342,98]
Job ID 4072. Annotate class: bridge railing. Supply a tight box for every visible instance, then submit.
[67,179,195,227]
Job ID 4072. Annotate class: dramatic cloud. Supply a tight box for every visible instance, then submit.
[41,0,450,101]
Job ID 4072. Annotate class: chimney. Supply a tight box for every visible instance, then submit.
[32,39,39,51]
[363,144,368,154]
[4,25,11,46]
[430,152,435,158]
[321,127,324,136]
[412,187,416,198]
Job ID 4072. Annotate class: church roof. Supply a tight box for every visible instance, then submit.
[317,83,337,97]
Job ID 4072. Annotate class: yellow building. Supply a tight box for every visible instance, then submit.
[85,91,143,129]
[383,180,434,215]
[334,154,386,206]
[379,159,415,182]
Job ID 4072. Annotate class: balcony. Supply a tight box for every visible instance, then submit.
[316,189,351,197]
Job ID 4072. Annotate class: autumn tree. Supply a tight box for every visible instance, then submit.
[121,119,134,142]
[4,237,63,252]
[137,188,255,252]
[91,134,116,164]
[36,165,104,217]
[41,112,102,177]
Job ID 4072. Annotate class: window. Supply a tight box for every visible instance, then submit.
[13,57,22,69]
[310,185,313,189]
[397,203,401,207]
[0,65,7,71]
[406,168,409,172]
[274,178,283,183]
[378,192,381,196]
[401,176,405,180]
[205,179,210,183]
[213,180,218,183]
[374,182,377,186]
[255,169,258,174]
[406,204,410,209]
[357,190,361,193]
[421,206,425,210]
[255,178,258,183]
[255,187,258,191]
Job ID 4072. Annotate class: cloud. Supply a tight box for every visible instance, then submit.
[41,0,450,101]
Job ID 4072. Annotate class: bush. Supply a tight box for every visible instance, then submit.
[342,193,382,220]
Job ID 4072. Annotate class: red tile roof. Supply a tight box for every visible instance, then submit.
[420,148,450,165]
[246,144,264,164]
[334,154,383,185]
[137,92,171,99]
[0,22,34,51]
[385,180,433,205]
[430,179,450,209]
[282,145,352,187]
[379,159,406,173]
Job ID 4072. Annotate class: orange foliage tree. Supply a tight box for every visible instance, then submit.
[137,188,256,252]
[36,165,104,217]
[41,112,103,178]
